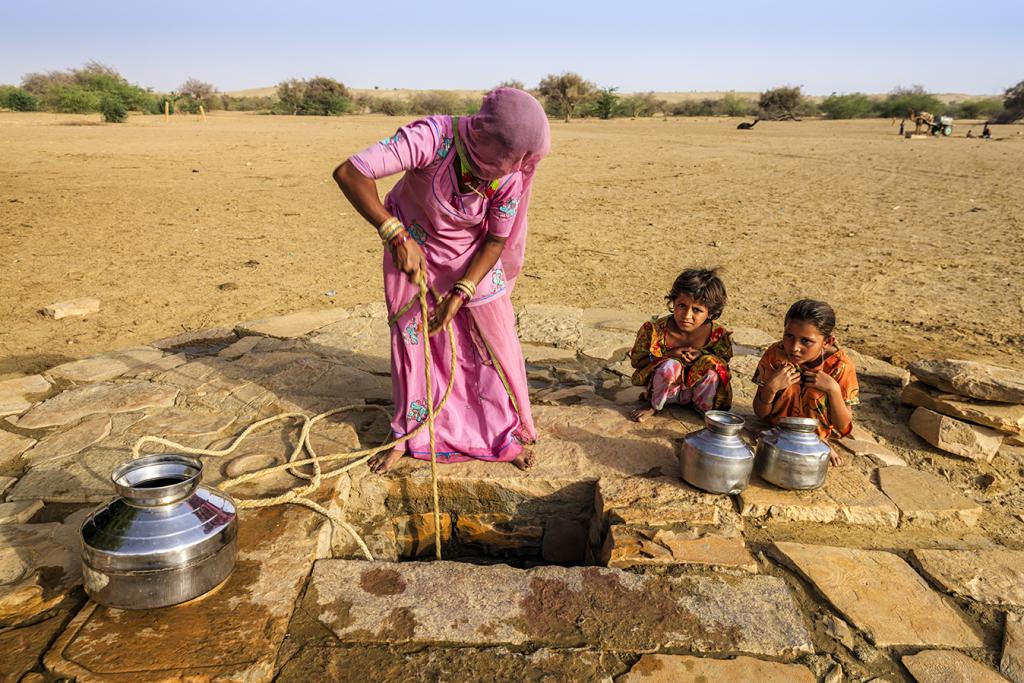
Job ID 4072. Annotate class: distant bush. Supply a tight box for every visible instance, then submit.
[758,85,808,120]
[100,95,128,123]
[177,78,219,113]
[407,90,478,115]
[1002,79,1024,121]
[875,85,942,119]
[593,87,619,119]
[494,80,525,90]
[619,91,668,117]
[276,76,351,115]
[820,93,873,119]
[947,97,1004,120]
[55,86,102,113]
[21,62,156,114]
[537,72,595,122]
[225,95,275,112]
[670,95,757,118]
[0,85,38,111]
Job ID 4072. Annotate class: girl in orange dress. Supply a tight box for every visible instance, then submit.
[752,299,859,464]
[629,269,733,422]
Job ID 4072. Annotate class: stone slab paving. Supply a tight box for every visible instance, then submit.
[1004,612,1024,683]
[277,646,631,683]
[739,467,899,527]
[9,445,165,503]
[20,414,111,470]
[901,650,1009,683]
[845,347,910,387]
[151,326,237,350]
[877,466,983,526]
[302,560,814,657]
[771,542,982,648]
[836,437,908,467]
[595,475,737,530]
[912,549,1024,608]
[603,526,757,572]
[909,406,1004,462]
[517,304,583,349]
[46,346,167,383]
[521,343,579,363]
[0,613,66,682]
[0,499,43,524]
[44,505,324,682]
[0,510,87,628]
[0,374,52,417]
[910,359,1024,404]
[903,381,1024,436]
[14,381,178,429]
[618,654,815,682]
[0,429,36,470]
[304,313,392,375]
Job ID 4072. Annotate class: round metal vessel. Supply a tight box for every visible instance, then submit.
[756,417,831,490]
[680,410,754,495]
[80,454,237,609]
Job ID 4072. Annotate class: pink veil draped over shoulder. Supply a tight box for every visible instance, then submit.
[458,88,551,286]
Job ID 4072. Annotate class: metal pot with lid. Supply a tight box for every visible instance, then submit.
[755,416,831,490]
[80,453,237,609]
[680,410,755,495]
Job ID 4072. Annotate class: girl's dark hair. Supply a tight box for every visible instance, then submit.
[785,299,837,337]
[665,268,727,320]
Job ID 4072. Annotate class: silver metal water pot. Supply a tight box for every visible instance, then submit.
[80,453,237,609]
[756,417,831,490]
[680,410,754,494]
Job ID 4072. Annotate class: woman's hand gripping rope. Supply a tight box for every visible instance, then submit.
[130,271,454,562]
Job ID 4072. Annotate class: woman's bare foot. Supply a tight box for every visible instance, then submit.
[369,448,404,474]
[511,451,535,470]
[630,406,656,423]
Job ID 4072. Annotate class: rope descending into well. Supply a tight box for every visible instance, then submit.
[131,273,451,561]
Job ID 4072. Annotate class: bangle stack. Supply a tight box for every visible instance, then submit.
[452,278,476,302]
[378,217,406,244]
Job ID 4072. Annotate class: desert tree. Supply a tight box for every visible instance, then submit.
[277,79,305,115]
[594,87,619,119]
[1003,79,1024,121]
[537,72,595,122]
[494,79,525,90]
[758,85,806,120]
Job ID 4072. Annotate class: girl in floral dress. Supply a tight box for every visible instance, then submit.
[629,269,734,422]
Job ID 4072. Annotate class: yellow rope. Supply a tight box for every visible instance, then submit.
[131,273,452,562]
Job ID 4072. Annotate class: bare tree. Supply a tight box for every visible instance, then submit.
[179,78,216,104]
[537,72,595,123]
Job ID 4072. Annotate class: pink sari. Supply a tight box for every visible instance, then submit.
[349,90,550,462]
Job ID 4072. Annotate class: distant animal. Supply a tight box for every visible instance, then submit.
[982,122,991,139]
[737,119,759,130]
[908,110,935,135]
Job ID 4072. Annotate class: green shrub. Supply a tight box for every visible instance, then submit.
[54,86,102,113]
[406,90,478,115]
[948,97,1004,119]
[593,87,619,119]
[21,62,155,114]
[100,95,128,122]
[1002,80,1024,121]
[759,85,807,120]
[0,85,38,111]
[820,93,873,119]
[874,85,943,118]
[226,95,275,112]
[537,72,595,122]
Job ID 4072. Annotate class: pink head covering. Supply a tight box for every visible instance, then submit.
[458,88,550,284]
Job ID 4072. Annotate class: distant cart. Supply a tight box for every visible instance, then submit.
[930,115,954,136]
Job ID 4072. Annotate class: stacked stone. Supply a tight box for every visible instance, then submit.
[902,359,1024,461]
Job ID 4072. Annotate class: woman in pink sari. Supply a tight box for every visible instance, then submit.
[333,88,550,472]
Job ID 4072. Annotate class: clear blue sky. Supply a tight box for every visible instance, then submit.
[1,0,1021,95]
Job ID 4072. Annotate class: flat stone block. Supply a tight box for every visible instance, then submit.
[277,646,630,683]
[517,304,583,349]
[730,327,778,350]
[909,406,1003,461]
[910,358,1024,404]
[15,381,178,430]
[217,335,262,359]
[8,446,140,503]
[0,614,67,683]
[1004,612,1024,683]
[304,314,392,375]
[581,307,652,334]
[739,467,899,527]
[44,505,323,682]
[878,467,982,526]
[902,381,1024,436]
[151,326,237,351]
[604,527,757,572]
[619,654,815,682]
[455,513,542,556]
[902,650,1008,683]
[22,414,111,469]
[596,475,738,531]
[42,297,100,319]
[303,560,813,657]
[0,499,43,524]
[844,347,910,387]
[0,429,37,470]
[772,542,982,648]
[235,307,351,339]
[836,437,907,466]
[0,374,51,417]
[521,343,579,363]
[577,327,634,362]
[46,347,166,383]
[393,512,452,558]
[913,548,1024,608]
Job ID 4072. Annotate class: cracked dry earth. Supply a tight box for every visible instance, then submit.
[1,303,1023,682]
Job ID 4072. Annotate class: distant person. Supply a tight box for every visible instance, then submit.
[333,88,550,472]
[752,300,859,465]
[982,122,992,139]
[629,268,734,422]
[898,120,905,136]
[966,129,975,138]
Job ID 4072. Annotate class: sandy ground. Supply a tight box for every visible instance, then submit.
[1,111,1022,379]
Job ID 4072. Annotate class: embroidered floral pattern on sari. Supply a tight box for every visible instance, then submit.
[407,399,428,423]
[379,131,404,147]
[497,198,520,219]
[492,267,506,289]
[437,136,453,158]
[403,320,421,346]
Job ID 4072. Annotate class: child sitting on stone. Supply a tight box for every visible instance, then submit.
[629,268,734,422]
[752,299,860,464]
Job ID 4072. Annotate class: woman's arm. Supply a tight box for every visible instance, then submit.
[428,234,506,334]
[333,160,425,281]
[825,388,853,435]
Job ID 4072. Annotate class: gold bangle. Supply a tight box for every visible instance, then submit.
[454,278,477,297]
[377,216,402,241]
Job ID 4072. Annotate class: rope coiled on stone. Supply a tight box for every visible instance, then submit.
[131,273,451,561]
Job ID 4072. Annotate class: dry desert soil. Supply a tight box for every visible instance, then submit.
[1,111,1022,377]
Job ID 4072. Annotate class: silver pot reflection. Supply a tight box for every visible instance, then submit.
[756,417,831,490]
[680,410,754,495]
[80,453,237,609]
